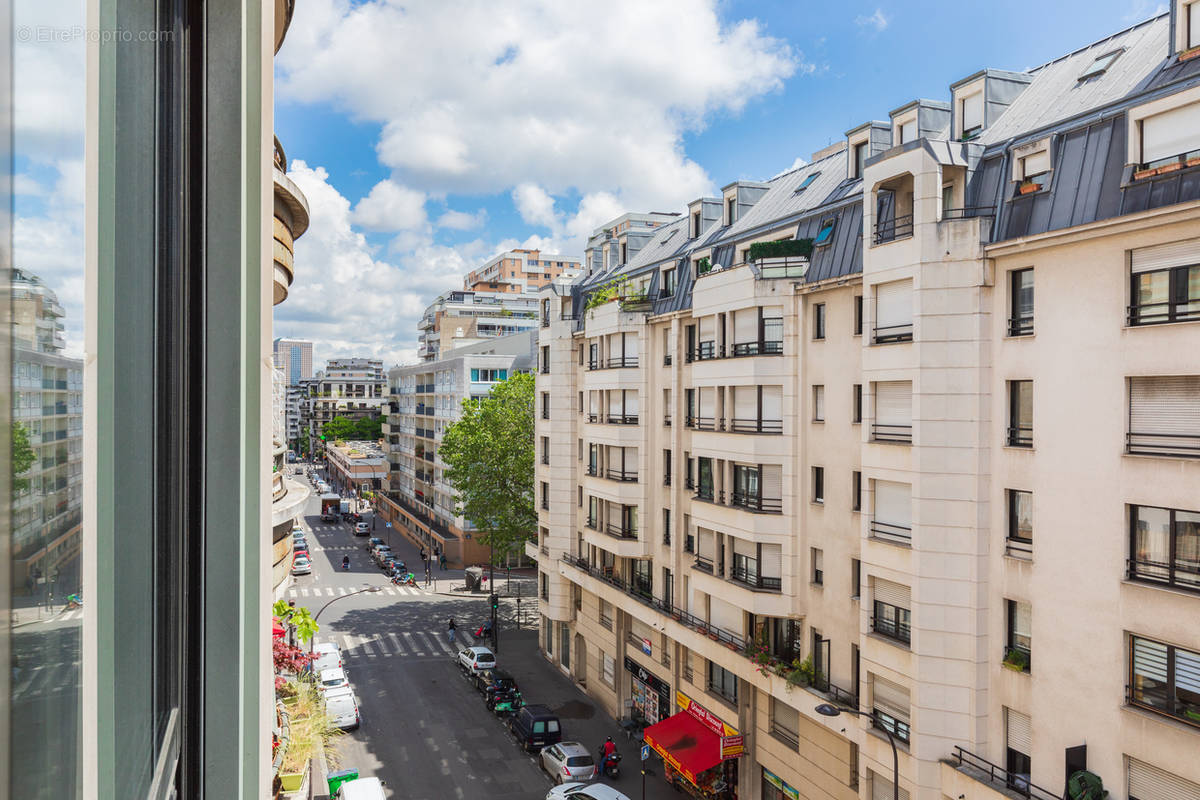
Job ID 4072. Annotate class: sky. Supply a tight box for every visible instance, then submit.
[10,0,1170,364]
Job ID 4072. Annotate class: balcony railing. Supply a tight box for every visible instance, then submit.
[728,418,783,434]
[687,416,720,431]
[605,468,638,483]
[693,555,715,574]
[871,423,912,444]
[941,205,996,221]
[1008,424,1034,448]
[663,473,671,487]
[756,257,809,279]
[872,323,913,344]
[663,415,672,427]
[687,342,719,362]
[663,354,673,366]
[870,519,912,543]
[605,522,638,540]
[606,414,639,425]
[606,356,639,369]
[730,491,782,514]
[1126,556,1200,593]
[586,465,599,477]
[948,746,1062,800]
[730,340,783,357]
[730,563,781,592]
[1126,431,1200,458]
[873,214,914,245]
[1008,314,1034,337]
[1127,299,1200,326]
[872,614,911,644]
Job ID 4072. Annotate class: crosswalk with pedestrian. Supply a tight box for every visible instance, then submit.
[287,585,426,598]
[321,629,461,661]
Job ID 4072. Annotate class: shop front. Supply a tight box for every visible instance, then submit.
[624,656,671,726]
[643,690,743,800]
[761,767,800,800]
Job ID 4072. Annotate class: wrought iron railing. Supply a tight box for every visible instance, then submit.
[872,614,911,645]
[1008,314,1034,336]
[606,356,639,369]
[605,468,638,483]
[871,423,912,443]
[1008,424,1034,448]
[728,418,783,434]
[873,214,914,244]
[872,323,914,344]
[605,522,638,540]
[948,746,1063,800]
[1126,556,1200,593]
[1126,431,1200,458]
[869,519,912,543]
[606,414,639,425]
[941,205,996,220]
[731,491,782,514]
[756,257,809,279]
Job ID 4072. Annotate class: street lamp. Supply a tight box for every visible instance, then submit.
[814,703,898,800]
[309,585,383,653]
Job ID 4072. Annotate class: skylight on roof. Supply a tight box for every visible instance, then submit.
[1079,49,1123,80]
[813,218,835,246]
[794,172,821,193]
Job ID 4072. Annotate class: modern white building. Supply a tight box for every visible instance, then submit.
[300,357,388,455]
[536,8,1200,800]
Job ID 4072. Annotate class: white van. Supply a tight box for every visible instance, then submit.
[324,686,360,730]
[335,777,386,800]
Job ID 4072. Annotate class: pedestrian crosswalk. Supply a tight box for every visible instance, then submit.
[321,629,459,661]
[11,659,80,702]
[287,585,426,598]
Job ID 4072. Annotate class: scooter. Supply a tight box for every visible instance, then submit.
[493,690,523,716]
[600,750,621,779]
[391,572,417,587]
[342,557,350,571]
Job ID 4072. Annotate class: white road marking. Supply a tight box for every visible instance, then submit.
[402,632,423,655]
[386,633,403,654]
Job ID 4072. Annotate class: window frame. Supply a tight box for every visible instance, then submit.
[1007,380,1033,447]
[1128,635,1200,727]
[872,600,911,645]
[1079,48,1124,80]
[1006,599,1032,670]
[1128,263,1200,326]
[707,661,739,705]
[813,303,826,340]
[1128,503,1200,593]
[812,466,824,504]
[814,218,836,247]
[1008,268,1035,336]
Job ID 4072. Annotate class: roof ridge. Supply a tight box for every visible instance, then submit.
[1028,11,1167,74]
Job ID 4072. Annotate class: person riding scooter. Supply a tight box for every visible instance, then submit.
[342,555,350,570]
[599,737,620,778]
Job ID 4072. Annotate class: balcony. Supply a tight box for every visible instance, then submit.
[870,519,912,544]
[663,354,673,366]
[730,562,781,592]
[692,554,715,574]
[1007,425,1034,448]
[1126,556,1200,594]
[946,746,1061,800]
[605,522,638,541]
[605,414,639,425]
[730,491,782,514]
[728,418,782,434]
[755,256,809,279]
[1126,431,1200,459]
[687,416,721,431]
[872,323,913,344]
[941,205,995,221]
[686,342,721,362]
[871,423,912,444]
[873,213,914,245]
[729,341,783,357]
[605,468,638,483]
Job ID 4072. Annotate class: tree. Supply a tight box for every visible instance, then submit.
[439,372,535,566]
[12,421,35,493]
[321,414,382,442]
[273,599,319,644]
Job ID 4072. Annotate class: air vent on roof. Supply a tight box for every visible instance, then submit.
[1079,49,1123,80]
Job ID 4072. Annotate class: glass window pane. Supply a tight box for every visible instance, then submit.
[1132,637,1170,711]
[1133,505,1172,581]
[1136,270,1170,308]
[1010,491,1033,541]
[1176,511,1200,589]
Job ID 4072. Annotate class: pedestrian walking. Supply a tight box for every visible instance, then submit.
[419,548,426,564]
[448,618,457,645]
[425,566,432,587]
[439,553,447,570]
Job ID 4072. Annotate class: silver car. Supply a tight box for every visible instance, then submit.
[540,741,597,784]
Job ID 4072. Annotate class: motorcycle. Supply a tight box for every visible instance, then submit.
[342,557,350,571]
[492,690,523,716]
[600,749,621,779]
[391,571,417,587]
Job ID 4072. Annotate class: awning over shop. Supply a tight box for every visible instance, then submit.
[643,710,723,786]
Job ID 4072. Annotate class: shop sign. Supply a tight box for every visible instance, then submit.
[763,768,800,799]
[624,656,669,695]
[642,637,653,655]
[720,734,744,760]
[675,690,739,738]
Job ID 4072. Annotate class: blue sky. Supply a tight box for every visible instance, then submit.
[264,0,1164,364]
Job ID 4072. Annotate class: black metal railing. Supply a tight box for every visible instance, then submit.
[756,257,809,279]
[606,522,638,540]
[872,614,911,644]
[728,418,783,434]
[692,555,714,573]
[586,465,599,477]
[588,361,600,371]
[1127,556,1200,592]
[1006,537,1033,559]
[587,413,600,423]
[693,488,722,505]
[606,414,639,425]
[1008,315,1034,336]
[730,340,783,357]
[663,473,671,487]
[1127,300,1200,326]
[730,563,782,591]
[730,491,782,514]
[948,746,1063,800]
[606,356,639,369]
[561,312,579,321]
[873,214,914,244]
[872,323,913,344]
[1126,431,1200,458]
[1008,424,1034,448]
[689,342,719,362]
[663,354,673,366]
[869,519,912,543]
[605,468,638,483]
[687,416,720,431]
[941,205,996,221]
[585,517,599,531]
[663,415,671,427]
[541,453,550,466]
[872,710,911,744]
[871,423,912,443]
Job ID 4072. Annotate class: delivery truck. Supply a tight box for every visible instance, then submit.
[320,493,341,522]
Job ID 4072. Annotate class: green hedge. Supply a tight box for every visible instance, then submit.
[748,239,813,262]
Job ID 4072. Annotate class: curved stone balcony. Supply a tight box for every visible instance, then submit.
[272,136,310,306]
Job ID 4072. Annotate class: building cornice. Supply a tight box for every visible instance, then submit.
[985,200,1200,257]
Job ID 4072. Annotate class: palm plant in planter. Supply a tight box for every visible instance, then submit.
[784,656,815,689]
[277,681,342,792]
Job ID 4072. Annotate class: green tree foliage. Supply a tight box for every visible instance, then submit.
[12,421,35,493]
[439,372,535,561]
[321,415,382,442]
[273,599,320,644]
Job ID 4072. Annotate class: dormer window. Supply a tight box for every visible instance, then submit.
[1012,138,1053,195]
[691,211,701,238]
[794,172,821,193]
[814,218,836,246]
[1190,0,1200,49]
[726,196,737,226]
[1079,49,1123,80]
[897,119,916,145]
[853,142,868,179]
[960,92,983,140]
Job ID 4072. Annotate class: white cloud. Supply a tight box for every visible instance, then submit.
[1122,0,1167,22]
[855,8,889,32]
[350,179,428,232]
[772,156,807,179]
[436,208,488,230]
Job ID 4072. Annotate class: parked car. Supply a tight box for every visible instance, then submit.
[540,742,597,784]
[545,784,630,800]
[355,521,370,535]
[318,667,350,694]
[293,539,309,554]
[457,646,496,676]
[365,537,384,550]
[335,777,387,800]
[324,686,361,730]
[474,667,519,707]
[311,642,342,673]
[508,704,562,752]
[371,546,393,566]
[291,528,306,539]
[291,556,312,576]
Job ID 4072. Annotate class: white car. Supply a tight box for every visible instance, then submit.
[324,686,360,730]
[540,741,597,784]
[318,667,350,693]
[311,642,342,673]
[335,777,387,800]
[291,556,312,576]
[546,783,631,800]
[355,522,370,534]
[457,646,496,675]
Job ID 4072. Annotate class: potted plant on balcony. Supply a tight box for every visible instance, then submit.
[277,680,342,793]
[1016,179,1041,195]
[783,656,814,690]
[1002,648,1029,672]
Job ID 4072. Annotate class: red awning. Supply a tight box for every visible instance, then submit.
[272,616,286,639]
[643,710,722,786]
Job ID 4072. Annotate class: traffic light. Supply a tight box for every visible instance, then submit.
[489,593,499,611]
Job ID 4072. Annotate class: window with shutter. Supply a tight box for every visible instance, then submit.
[1006,708,1031,755]
[898,119,916,144]
[732,387,757,431]
[872,481,912,542]
[871,676,910,742]
[1140,102,1200,166]
[733,308,757,346]
[813,385,825,422]
[873,280,913,343]
[710,596,743,636]
[760,544,782,579]
[873,381,912,442]
[871,772,910,800]
[1128,375,1200,456]
[1128,757,1200,800]
[1130,635,1200,725]
[961,91,983,137]
[762,387,782,428]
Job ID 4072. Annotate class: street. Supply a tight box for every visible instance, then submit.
[288,486,678,800]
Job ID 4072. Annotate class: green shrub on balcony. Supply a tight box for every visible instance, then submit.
[748,239,813,262]
[695,257,711,274]
[585,278,632,312]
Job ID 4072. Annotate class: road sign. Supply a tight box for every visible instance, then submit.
[386,522,392,528]
[641,745,649,762]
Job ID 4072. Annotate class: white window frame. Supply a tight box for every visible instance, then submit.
[1127,85,1200,167]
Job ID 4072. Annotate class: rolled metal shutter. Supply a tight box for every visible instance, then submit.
[1128,757,1200,800]
[875,381,913,426]
[1141,103,1200,164]
[625,390,639,416]
[623,333,638,359]
[963,92,983,131]
[760,464,783,500]
[1130,239,1200,273]
[698,387,714,417]
[1129,376,1200,434]
[608,391,622,415]
[762,387,782,420]
[873,578,910,609]
[709,596,743,635]
[871,676,909,723]
[733,309,757,343]
[872,773,910,800]
[814,385,825,420]
[734,387,756,421]
[874,480,912,527]
[760,544,782,579]
[875,280,912,329]
[1006,708,1031,755]
[732,537,754,557]
[1132,637,1168,682]
[1021,149,1051,176]
[699,316,715,341]
[697,528,714,559]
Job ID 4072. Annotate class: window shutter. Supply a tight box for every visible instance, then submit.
[699,387,715,417]
[814,386,825,420]
[1141,103,1200,163]
[762,305,784,319]
[1021,149,1051,177]
[1131,239,1200,273]
[874,481,912,527]
[1014,602,1032,641]
[697,528,714,559]
[732,538,754,557]
[625,391,639,416]
[1177,647,1200,694]
[899,119,916,144]
[470,368,479,381]
[1132,637,1168,682]
[590,392,599,414]
[875,280,912,329]
[872,774,910,800]
[772,699,799,734]
[624,334,638,358]
[699,316,715,340]
[875,381,913,426]
[963,92,983,130]
[760,464,783,500]
[1193,7,1200,49]
[1128,758,1200,800]
[1129,376,1200,435]
[734,387,757,420]
[1006,708,1031,755]
[608,392,622,415]
[760,544,782,578]
[709,596,743,635]
[734,309,757,343]
[871,676,909,722]
[762,387,782,420]
[873,578,910,609]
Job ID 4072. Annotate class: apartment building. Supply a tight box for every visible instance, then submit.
[417,287,542,361]
[583,211,681,276]
[536,8,1200,800]
[273,337,314,385]
[326,440,389,495]
[380,331,535,567]
[464,247,583,293]
[300,357,388,454]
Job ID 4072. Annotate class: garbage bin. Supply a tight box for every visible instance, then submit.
[464,567,482,592]
[327,769,359,795]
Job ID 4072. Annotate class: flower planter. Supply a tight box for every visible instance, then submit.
[278,770,305,792]
[1179,45,1200,63]
[708,632,719,641]
[1133,168,1157,181]
[1186,157,1200,169]
[1156,162,1183,175]
[1017,182,1039,195]
[1002,661,1027,673]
